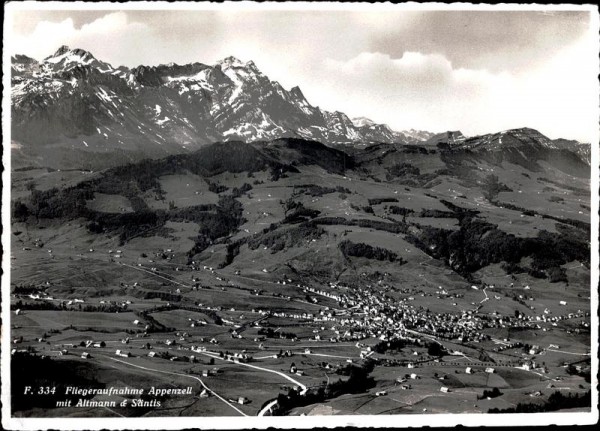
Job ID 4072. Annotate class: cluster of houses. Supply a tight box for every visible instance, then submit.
[247,277,588,354]
[303,285,344,303]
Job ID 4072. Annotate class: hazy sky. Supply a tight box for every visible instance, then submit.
[6,4,599,142]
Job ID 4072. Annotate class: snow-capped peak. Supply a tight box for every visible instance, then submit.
[45,46,95,64]
[41,46,107,74]
[53,45,71,57]
[218,56,247,68]
[352,117,376,128]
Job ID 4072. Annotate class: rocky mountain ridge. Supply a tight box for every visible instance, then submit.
[11,47,430,155]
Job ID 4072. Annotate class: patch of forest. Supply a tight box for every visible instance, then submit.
[247,223,325,253]
[387,205,455,218]
[339,240,404,263]
[293,184,351,197]
[314,216,410,234]
[488,390,590,413]
[270,360,376,415]
[264,138,355,174]
[367,197,398,206]
[386,162,421,178]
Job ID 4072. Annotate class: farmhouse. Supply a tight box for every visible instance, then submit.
[115,350,131,358]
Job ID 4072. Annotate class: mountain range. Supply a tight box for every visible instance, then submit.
[10,46,590,169]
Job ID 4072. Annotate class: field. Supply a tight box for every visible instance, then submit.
[9,139,592,417]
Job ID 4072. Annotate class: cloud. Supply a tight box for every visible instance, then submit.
[11,12,157,67]
[313,52,509,133]
[309,44,596,142]
[368,11,591,73]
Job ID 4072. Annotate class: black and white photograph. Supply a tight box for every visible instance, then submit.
[2,2,598,429]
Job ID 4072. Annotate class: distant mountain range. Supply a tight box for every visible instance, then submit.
[448,128,591,165]
[10,46,590,169]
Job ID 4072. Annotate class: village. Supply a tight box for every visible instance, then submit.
[10,242,591,416]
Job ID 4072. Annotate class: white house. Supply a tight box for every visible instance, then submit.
[115,350,130,358]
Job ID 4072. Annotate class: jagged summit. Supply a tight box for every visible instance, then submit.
[53,45,71,56]
[289,86,304,97]
[352,117,375,128]
[218,56,247,67]
[12,53,36,63]
[217,56,261,77]
[45,46,95,62]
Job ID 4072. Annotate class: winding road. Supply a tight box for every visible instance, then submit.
[198,351,308,395]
